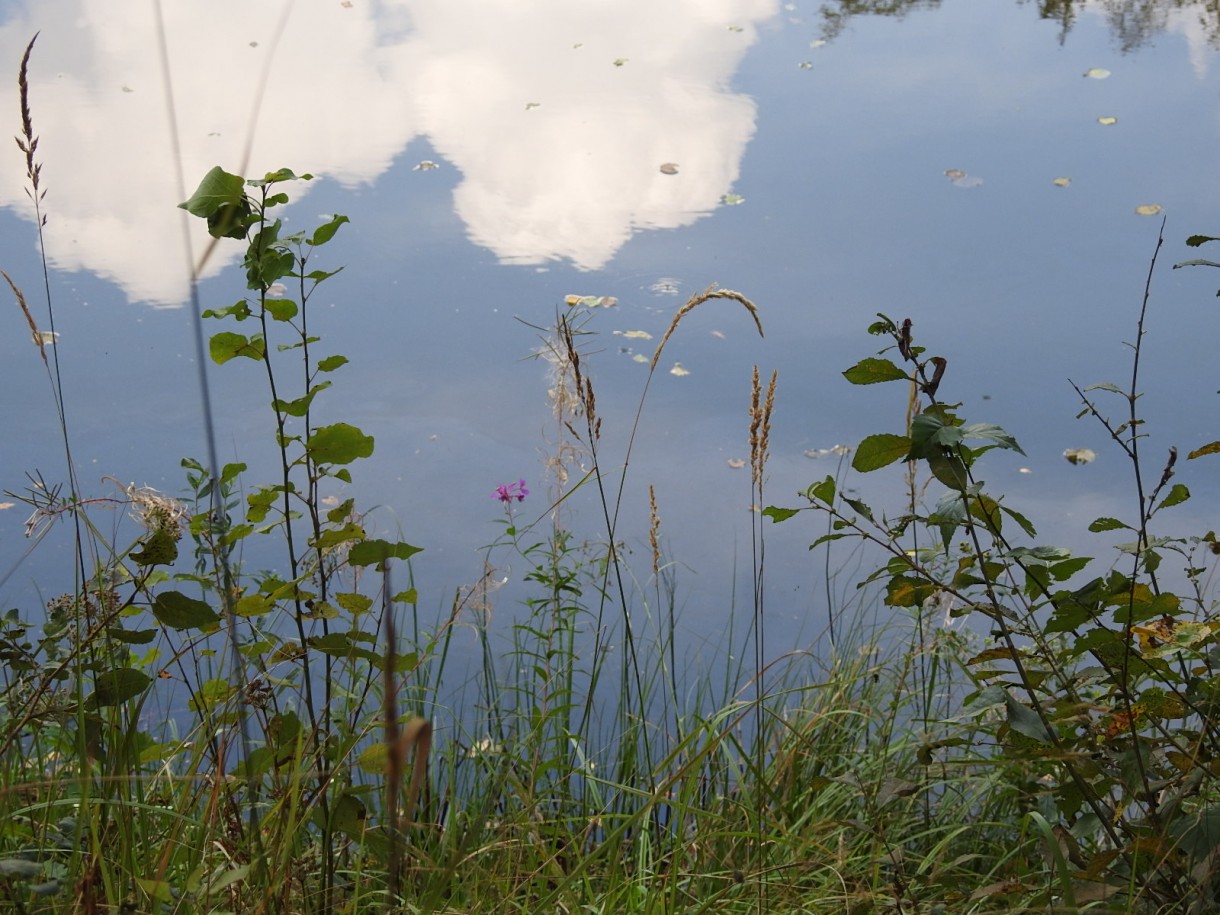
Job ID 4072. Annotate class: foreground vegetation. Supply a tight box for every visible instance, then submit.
[5,36,1220,915]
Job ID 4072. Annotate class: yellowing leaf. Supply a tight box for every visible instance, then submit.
[614,329,653,340]
[631,354,648,363]
[1053,177,1071,187]
[1084,68,1111,79]
[565,295,617,308]
[1097,116,1118,125]
[1135,204,1163,216]
[721,193,745,206]
[669,362,690,377]
[1064,448,1096,465]
[727,459,746,469]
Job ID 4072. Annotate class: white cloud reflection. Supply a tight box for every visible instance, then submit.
[0,0,777,305]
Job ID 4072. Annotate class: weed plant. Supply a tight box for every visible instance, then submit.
[2,33,1220,915]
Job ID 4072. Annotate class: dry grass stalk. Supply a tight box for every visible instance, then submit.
[15,33,44,209]
[648,485,661,579]
[650,284,763,371]
[749,366,778,488]
[4,270,48,367]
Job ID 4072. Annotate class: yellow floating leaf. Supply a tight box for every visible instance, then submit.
[33,330,59,346]
[721,193,745,206]
[670,362,690,377]
[727,459,746,469]
[1053,177,1071,187]
[1097,116,1118,125]
[614,329,653,340]
[0,502,14,510]
[565,295,617,308]
[1064,448,1096,465]
[1135,204,1163,216]
[944,169,966,180]
[1084,68,1111,79]
[631,354,648,363]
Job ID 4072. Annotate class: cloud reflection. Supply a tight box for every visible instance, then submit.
[0,0,777,305]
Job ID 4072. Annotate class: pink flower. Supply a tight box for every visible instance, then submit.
[492,479,529,503]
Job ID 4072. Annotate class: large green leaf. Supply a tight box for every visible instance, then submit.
[306,423,374,465]
[210,332,266,364]
[842,357,907,385]
[851,433,910,473]
[88,668,152,708]
[349,538,423,567]
[153,591,219,630]
[178,166,252,239]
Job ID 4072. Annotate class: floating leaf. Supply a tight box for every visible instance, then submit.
[659,163,679,175]
[1084,67,1111,79]
[1053,177,1071,187]
[412,160,439,171]
[727,458,746,469]
[613,58,628,67]
[1135,204,1163,216]
[564,294,617,308]
[1064,448,1096,465]
[631,354,648,363]
[614,329,653,340]
[524,102,541,110]
[798,61,813,69]
[669,362,690,377]
[721,193,745,206]
[1097,116,1118,125]
[804,444,851,459]
[33,330,59,345]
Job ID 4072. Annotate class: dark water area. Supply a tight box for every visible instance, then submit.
[1,0,1219,689]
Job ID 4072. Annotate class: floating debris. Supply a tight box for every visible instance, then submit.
[1097,116,1118,126]
[804,445,851,459]
[727,458,746,469]
[631,354,648,363]
[32,330,59,346]
[798,61,813,69]
[1084,68,1111,80]
[564,294,618,308]
[659,162,679,175]
[1064,448,1096,465]
[1135,204,1163,216]
[1053,177,1071,187]
[613,329,653,340]
[525,102,541,110]
[670,362,690,377]
[649,277,681,296]
[721,193,745,206]
[413,160,440,171]
[944,169,983,189]
[613,58,628,67]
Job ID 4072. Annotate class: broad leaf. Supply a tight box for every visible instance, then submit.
[842,357,907,385]
[306,423,374,465]
[349,538,423,567]
[153,591,219,630]
[851,433,910,473]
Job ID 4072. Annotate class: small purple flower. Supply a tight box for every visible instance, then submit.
[492,479,529,504]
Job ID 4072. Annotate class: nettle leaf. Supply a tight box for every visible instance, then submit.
[843,357,907,385]
[306,423,374,465]
[349,539,423,567]
[852,433,911,473]
[210,332,266,365]
[153,591,219,630]
[762,506,799,523]
[1157,483,1190,510]
[1189,441,1220,459]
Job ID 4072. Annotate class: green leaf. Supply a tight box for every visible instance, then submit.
[349,539,423,567]
[210,332,266,365]
[851,433,911,473]
[1088,517,1128,532]
[959,422,1025,455]
[306,423,374,465]
[308,214,350,247]
[1186,235,1220,247]
[393,588,418,604]
[1174,259,1220,269]
[131,530,178,566]
[809,532,848,549]
[318,354,349,373]
[762,506,799,523]
[842,357,908,385]
[265,298,298,322]
[807,475,835,504]
[88,668,152,708]
[1189,441,1220,459]
[179,166,252,239]
[1157,483,1190,510]
[153,591,220,630]
[1001,505,1037,538]
[927,450,968,490]
[1004,692,1052,743]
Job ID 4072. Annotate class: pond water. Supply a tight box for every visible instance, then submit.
[1,0,1219,668]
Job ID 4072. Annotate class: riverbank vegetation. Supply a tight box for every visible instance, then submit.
[4,36,1220,915]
